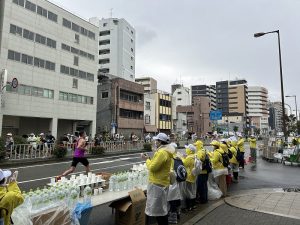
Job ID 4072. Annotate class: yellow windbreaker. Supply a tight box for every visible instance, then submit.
[146,145,174,187]
[211,148,225,170]
[237,138,245,153]
[0,182,24,225]
[248,138,257,149]
[182,149,196,183]
[229,146,238,165]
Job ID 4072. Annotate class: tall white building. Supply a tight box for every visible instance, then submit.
[248,86,269,134]
[172,85,191,135]
[0,0,98,137]
[89,17,135,82]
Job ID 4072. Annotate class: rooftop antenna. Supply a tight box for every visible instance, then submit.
[110,8,113,18]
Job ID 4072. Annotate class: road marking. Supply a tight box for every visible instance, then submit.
[9,152,141,170]
[18,162,139,184]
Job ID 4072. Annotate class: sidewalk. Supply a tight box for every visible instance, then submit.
[183,188,300,225]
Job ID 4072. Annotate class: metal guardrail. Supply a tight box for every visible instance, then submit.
[6,141,146,160]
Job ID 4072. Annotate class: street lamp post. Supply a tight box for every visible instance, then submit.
[254,30,287,140]
[286,95,298,134]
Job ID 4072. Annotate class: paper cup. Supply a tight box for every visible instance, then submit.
[98,188,103,194]
[50,178,55,184]
[94,189,99,195]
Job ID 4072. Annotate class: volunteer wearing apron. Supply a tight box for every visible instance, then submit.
[0,170,23,225]
[141,133,174,225]
[182,144,197,211]
[210,140,228,197]
[227,139,239,183]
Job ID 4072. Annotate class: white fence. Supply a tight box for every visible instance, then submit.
[6,141,146,160]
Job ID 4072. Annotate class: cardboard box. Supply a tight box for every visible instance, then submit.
[97,172,112,189]
[109,189,146,225]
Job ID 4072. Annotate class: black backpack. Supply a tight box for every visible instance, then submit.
[173,157,187,182]
[202,151,212,173]
[218,151,230,167]
[227,149,233,159]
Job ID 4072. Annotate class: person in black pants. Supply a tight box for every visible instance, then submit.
[197,173,208,203]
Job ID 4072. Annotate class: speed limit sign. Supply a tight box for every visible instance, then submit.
[11,78,18,89]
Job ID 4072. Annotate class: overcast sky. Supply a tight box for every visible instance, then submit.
[51,0,300,109]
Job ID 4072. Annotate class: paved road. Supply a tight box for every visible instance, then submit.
[7,152,145,191]
[195,204,300,225]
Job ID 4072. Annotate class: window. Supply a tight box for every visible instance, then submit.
[88,31,95,40]
[80,27,87,36]
[99,58,110,64]
[113,20,119,25]
[100,30,110,36]
[35,34,46,44]
[79,50,87,57]
[71,47,79,54]
[131,56,134,61]
[75,34,80,44]
[99,49,110,55]
[177,98,182,101]
[13,0,25,7]
[101,92,108,99]
[87,73,94,81]
[131,30,134,35]
[99,40,110,45]
[72,22,80,32]
[21,54,33,65]
[74,56,79,66]
[145,101,151,110]
[73,78,78,88]
[99,68,109,73]
[145,114,150,124]
[131,48,134,53]
[7,50,20,62]
[79,70,86,79]
[63,18,71,28]
[131,39,133,43]
[47,38,56,48]
[37,6,47,17]
[177,92,182,94]
[48,11,57,22]
[23,29,34,40]
[130,66,133,70]
[25,1,36,12]
[103,23,107,27]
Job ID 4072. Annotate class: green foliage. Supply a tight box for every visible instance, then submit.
[53,145,67,158]
[14,136,27,145]
[143,143,152,151]
[0,137,6,160]
[91,146,105,155]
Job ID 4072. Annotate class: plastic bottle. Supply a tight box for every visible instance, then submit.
[83,186,92,204]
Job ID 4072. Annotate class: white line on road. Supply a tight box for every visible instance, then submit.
[18,162,139,184]
[9,152,141,170]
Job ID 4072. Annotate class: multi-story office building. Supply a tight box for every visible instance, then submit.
[135,77,157,94]
[191,85,216,110]
[171,84,182,95]
[0,0,98,137]
[89,17,135,82]
[97,77,144,138]
[154,90,172,134]
[176,96,212,136]
[248,86,269,134]
[268,101,283,132]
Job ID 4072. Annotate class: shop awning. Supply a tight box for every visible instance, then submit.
[144,125,158,133]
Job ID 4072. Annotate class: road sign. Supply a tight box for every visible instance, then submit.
[11,77,18,88]
[210,110,222,121]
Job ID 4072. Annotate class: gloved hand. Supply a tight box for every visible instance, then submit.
[9,171,18,183]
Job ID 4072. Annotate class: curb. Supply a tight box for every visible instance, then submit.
[0,149,148,168]
[224,189,300,220]
[182,200,224,225]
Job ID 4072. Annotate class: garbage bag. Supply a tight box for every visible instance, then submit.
[207,174,222,200]
[73,202,92,220]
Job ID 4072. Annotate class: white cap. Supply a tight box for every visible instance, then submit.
[6,133,12,136]
[185,144,196,152]
[0,169,11,181]
[40,133,44,136]
[30,133,34,136]
[238,134,243,137]
[153,133,169,143]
